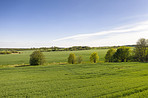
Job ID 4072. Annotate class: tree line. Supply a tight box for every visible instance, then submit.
[0,46,119,52]
[29,38,148,65]
[67,52,99,64]
[39,46,121,52]
[105,38,148,62]
[0,50,20,54]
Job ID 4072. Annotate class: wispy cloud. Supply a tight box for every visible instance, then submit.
[53,21,148,47]
[1,20,148,48]
[54,21,148,41]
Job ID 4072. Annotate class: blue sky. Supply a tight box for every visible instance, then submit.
[0,0,148,48]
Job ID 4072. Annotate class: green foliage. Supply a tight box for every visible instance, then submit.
[11,50,19,53]
[68,53,76,64]
[29,50,45,65]
[0,51,12,54]
[6,51,12,54]
[0,51,7,54]
[105,48,116,62]
[0,50,19,54]
[90,52,99,63]
[134,38,148,62]
[77,56,83,64]
[39,46,91,52]
[113,46,131,62]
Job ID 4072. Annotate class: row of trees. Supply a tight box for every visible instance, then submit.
[29,38,148,65]
[40,46,91,52]
[0,51,12,54]
[0,46,91,52]
[68,53,82,64]
[40,46,121,52]
[105,47,131,62]
[68,52,99,64]
[0,46,121,52]
[0,50,20,54]
[29,51,99,65]
[105,38,148,62]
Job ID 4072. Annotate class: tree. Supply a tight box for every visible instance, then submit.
[134,38,148,62]
[90,52,99,63]
[146,50,148,62]
[68,53,76,64]
[113,46,131,62]
[30,50,45,65]
[77,56,83,64]
[105,48,116,62]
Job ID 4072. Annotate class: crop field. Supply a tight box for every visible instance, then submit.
[0,62,148,97]
[0,49,108,65]
[0,49,148,97]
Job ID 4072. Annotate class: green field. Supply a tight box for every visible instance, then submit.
[0,49,107,65]
[0,62,148,97]
[0,49,148,97]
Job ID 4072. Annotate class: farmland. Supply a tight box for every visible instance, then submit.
[0,49,148,97]
[0,49,107,66]
[1,0,148,97]
[0,62,148,97]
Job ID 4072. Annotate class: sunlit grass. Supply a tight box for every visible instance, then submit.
[0,49,108,65]
[0,62,148,97]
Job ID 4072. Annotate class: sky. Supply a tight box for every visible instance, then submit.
[0,0,148,48]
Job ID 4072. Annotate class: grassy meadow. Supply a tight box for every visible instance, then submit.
[0,49,148,97]
[0,62,148,97]
[0,49,108,66]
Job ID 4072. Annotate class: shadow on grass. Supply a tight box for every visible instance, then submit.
[15,65,37,67]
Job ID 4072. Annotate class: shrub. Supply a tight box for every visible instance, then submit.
[6,51,12,54]
[90,52,99,63]
[29,50,45,65]
[105,48,116,62]
[0,51,12,54]
[68,53,76,64]
[0,51,6,54]
[77,56,83,64]
[11,50,18,53]
[113,46,131,62]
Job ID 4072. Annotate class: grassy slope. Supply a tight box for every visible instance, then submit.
[0,62,148,97]
[0,49,107,65]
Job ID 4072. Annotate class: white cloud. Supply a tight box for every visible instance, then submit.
[1,20,148,48]
[53,21,148,47]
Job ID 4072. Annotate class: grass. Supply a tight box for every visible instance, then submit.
[0,49,148,97]
[0,49,108,65]
[0,62,148,97]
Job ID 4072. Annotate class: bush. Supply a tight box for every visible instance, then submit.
[6,51,12,54]
[0,51,12,54]
[11,50,18,53]
[90,52,99,63]
[29,50,45,65]
[0,51,6,54]
[105,48,116,62]
[113,46,131,62]
[77,56,83,64]
[68,53,76,64]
